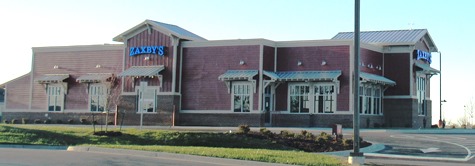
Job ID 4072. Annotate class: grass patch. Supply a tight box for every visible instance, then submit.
[0,124,349,166]
[98,145,347,166]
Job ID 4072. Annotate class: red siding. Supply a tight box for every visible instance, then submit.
[384,53,410,96]
[263,46,275,71]
[31,48,123,111]
[276,46,351,111]
[360,48,383,75]
[181,45,260,110]
[5,74,31,109]
[124,29,173,92]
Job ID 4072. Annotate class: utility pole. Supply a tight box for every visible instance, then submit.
[349,0,365,165]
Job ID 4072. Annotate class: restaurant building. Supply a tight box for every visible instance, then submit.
[0,20,439,128]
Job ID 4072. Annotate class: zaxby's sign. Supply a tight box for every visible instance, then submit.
[129,46,166,56]
[414,50,432,64]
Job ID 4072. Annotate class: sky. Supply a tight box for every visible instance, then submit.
[0,0,474,124]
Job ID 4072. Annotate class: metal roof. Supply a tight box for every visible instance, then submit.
[275,70,342,81]
[118,66,165,77]
[360,72,396,86]
[414,61,440,75]
[76,73,112,83]
[263,70,280,81]
[113,20,206,42]
[149,20,207,41]
[218,70,258,81]
[36,74,70,84]
[332,29,427,43]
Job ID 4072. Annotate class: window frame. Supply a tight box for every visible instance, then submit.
[359,85,383,116]
[288,82,338,114]
[89,83,108,112]
[231,81,253,113]
[46,84,64,112]
[417,76,426,116]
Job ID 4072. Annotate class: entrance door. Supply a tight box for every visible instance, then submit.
[138,82,157,113]
[264,86,272,125]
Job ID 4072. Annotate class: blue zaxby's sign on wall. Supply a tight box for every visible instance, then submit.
[415,50,432,64]
[129,46,166,56]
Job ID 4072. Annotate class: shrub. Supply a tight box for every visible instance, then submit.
[56,119,63,124]
[22,118,29,124]
[11,119,18,124]
[3,120,9,124]
[34,119,42,124]
[68,119,74,124]
[280,130,294,138]
[107,121,114,125]
[431,124,438,128]
[259,128,273,137]
[237,124,250,134]
[80,118,87,124]
[44,119,51,124]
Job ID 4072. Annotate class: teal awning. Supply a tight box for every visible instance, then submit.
[275,70,341,81]
[360,72,396,86]
[263,70,280,81]
[218,70,258,81]
[414,62,439,75]
[118,66,164,77]
[36,74,69,84]
[76,73,112,83]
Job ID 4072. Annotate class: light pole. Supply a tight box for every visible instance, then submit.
[438,51,443,128]
[349,0,364,164]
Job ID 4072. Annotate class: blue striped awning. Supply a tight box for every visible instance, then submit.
[360,72,396,86]
[118,66,164,77]
[275,70,341,81]
[36,74,70,84]
[76,73,112,83]
[218,70,258,81]
[414,61,439,75]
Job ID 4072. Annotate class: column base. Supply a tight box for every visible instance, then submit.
[348,152,365,165]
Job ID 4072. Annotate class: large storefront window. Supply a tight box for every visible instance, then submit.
[289,83,337,113]
[232,82,252,112]
[47,85,64,112]
[89,84,107,112]
[359,85,382,115]
[417,77,426,115]
[290,85,310,113]
[314,84,336,113]
[137,82,157,113]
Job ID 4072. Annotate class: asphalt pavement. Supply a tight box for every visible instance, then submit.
[2,125,475,166]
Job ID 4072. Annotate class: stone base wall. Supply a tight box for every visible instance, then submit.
[178,113,263,127]
[384,98,432,128]
[2,112,115,125]
[271,113,353,128]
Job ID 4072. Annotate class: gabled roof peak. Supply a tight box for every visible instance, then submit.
[113,20,206,42]
[332,29,437,52]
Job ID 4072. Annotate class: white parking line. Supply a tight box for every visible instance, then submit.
[389,134,473,161]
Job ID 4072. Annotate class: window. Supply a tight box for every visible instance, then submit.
[47,85,64,112]
[359,85,383,115]
[288,83,337,114]
[314,84,336,113]
[417,77,426,115]
[89,84,107,112]
[289,84,310,113]
[232,82,252,112]
[138,82,157,113]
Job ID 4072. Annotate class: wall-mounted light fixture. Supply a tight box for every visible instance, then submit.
[239,60,245,65]
[53,65,59,69]
[95,64,101,68]
[297,60,302,66]
[321,60,327,66]
[361,62,365,67]
[144,56,150,61]
[367,64,373,69]
[376,65,382,70]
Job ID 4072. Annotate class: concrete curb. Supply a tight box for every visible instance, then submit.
[67,146,291,166]
[0,144,68,150]
[322,143,386,156]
